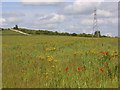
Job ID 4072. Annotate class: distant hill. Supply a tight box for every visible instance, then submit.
[1,29,28,36]
[1,28,111,38]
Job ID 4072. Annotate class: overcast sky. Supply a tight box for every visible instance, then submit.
[1,0,118,36]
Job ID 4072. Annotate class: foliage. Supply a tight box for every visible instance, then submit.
[17,28,108,38]
[1,27,110,38]
[13,25,19,30]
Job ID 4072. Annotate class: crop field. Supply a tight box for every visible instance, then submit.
[2,30,119,88]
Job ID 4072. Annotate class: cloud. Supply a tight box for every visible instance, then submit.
[36,13,65,24]
[75,0,104,2]
[0,18,6,22]
[28,13,66,31]
[1,16,24,27]
[0,17,6,27]
[98,18,118,25]
[2,12,26,27]
[22,0,64,5]
[107,18,118,24]
[2,12,25,17]
[63,0,104,15]
[6,17,23,22]
[80,18,117,26]
[105,33,113,37]
[103,0,119,2]
[97,9,113,17]
[22,0,63,2]
[80,18,92,25]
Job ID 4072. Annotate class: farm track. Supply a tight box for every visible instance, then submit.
[10,29,30,36]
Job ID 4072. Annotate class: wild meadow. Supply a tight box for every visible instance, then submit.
[2,31,119,88]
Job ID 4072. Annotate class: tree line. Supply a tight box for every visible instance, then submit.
[14,28,103,37]
[17,27,109,37]
[1,25,109,38]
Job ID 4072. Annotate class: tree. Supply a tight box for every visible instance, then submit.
[71,33,77,36]
[13,25,18,29]
[1,28,4,31]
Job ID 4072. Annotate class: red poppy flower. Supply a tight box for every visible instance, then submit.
[65,67,68,71]
[100,51,108,55]
[100,51,104,54]
[78,67,81,70]
[105,52,108,55]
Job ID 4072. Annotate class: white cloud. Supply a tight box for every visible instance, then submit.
[103,0,119,2]
[39,15,48,20]
[75,0,104,3]
[1,17,23,27]
[37,13,65,24]
[49,13,65,23]
[97,9,113,17]
[80,17,117,26]
[7,17,22,22]
[63,0,104,15]
[22,0,64,5]
[0,18,6,23]
[3,12,25,17]
[98,18,117,25]
[107,18,118,24]
[105,33,112,37]
[0,18,6,27]
[81,19,93,25]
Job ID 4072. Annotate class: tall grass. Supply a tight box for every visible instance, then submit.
[2,35,118,88]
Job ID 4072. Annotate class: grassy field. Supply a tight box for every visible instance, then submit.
[2,30,119,88]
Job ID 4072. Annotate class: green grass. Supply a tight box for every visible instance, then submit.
[1,30,24,36]
[0,30,2,88]
[2,30,119,88]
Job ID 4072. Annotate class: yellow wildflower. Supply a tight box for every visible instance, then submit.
[47,56,54,62]
[52,65,55,68]
[45,47,56,51]
[53,48,56,51]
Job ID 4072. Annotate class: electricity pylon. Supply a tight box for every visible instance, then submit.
[92,8,100,38]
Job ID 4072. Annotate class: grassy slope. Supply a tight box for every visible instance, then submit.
[2,32,119,88]
[2,30,24,36]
